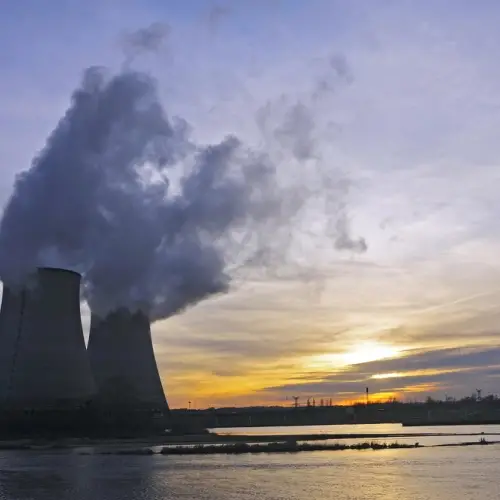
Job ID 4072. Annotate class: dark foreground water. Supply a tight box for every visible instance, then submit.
[0,424,499,500]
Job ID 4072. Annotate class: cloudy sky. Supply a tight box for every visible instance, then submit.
[2,0,500,408]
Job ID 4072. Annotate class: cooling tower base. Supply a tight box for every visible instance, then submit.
[0,405,170,439]
[87,308,168,411]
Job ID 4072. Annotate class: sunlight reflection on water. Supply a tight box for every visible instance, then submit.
[214,422,500,437]
[214,422,500,447]
[0,425,499,500]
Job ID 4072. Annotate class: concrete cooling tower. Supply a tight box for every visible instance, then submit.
[0,284,25,403]
[0,267,96,409]
[87,309,167,411]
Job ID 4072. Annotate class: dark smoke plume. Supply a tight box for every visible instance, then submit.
[0,57,366,321]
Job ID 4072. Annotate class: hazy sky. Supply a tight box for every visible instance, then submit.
[2,0,500,408]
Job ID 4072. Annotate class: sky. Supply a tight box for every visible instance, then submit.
[2,0,500,408]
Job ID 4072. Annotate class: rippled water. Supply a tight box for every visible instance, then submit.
[215,423,500,446]
[216,422,500,437]
[0,425,499,500]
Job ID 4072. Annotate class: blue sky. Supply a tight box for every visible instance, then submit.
[2,0,500,407]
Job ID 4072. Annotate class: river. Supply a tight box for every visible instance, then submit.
[0,424,498,499]
[215,422,500,446]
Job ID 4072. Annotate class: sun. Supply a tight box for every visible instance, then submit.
[305,341,402,370]
[341,341,402,366]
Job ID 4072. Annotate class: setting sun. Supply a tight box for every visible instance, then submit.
[342,342,402,366]
[305,341,404,371]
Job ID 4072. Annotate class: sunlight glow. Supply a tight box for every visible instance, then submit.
[341,342,402,366]
[338,391,398,405]
[371,372,404,380]
[371,367,471,380]
[305,341,404,371]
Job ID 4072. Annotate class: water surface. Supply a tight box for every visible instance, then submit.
[0,446,499,500]
[216,423,500,446]
[215,422,500,436]
[1,424,499,500]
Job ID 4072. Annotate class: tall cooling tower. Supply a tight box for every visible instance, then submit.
[0,268,96,409]
[0,284,25,403]
[87,309,167,410]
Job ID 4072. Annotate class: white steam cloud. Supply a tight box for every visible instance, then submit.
[0,39,366,321]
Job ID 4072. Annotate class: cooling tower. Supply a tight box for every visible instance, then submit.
[0,268,96,409]
[0,284,25,402]
[87,308,167,410]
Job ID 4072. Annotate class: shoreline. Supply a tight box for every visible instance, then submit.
[0,430,499,452]
[89,439,500,456]
[402,419,500,427]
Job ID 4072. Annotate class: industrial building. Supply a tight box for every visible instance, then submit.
[0,267,96,410]
[87,308,168,412]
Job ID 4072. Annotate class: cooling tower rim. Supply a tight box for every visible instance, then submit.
[0,267,81,296]
[90,306,150,320]
[37,267,81,277]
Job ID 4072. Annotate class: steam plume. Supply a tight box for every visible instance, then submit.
[121,23,170,65]
[0,56,366,321]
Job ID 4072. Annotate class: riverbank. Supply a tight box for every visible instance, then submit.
[0,429,498,451]
[403,419,500,427]
[91,438,500,456]
[0,428,499,452]
[108,441,422,455]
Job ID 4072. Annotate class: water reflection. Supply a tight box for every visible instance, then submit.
[0,453,164,500]
[0,429,498,500]
[215,423,500,437]
[0,468,67,499]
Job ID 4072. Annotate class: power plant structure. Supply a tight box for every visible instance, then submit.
[0,266,169,436]
[87,308,168,412]
[0,267,96,410]
[0,282,25,404]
